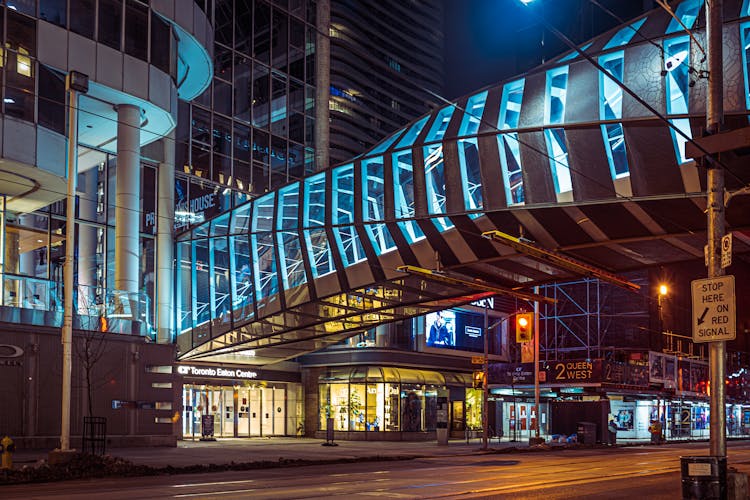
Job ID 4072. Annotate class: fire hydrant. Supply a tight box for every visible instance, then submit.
[1,436,15,470]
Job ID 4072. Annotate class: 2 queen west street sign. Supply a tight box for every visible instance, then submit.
[691,275,736,343]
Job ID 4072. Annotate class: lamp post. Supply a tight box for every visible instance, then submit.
[658,284,668,350]
[56,71,88,457]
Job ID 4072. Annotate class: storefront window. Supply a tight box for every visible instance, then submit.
[349,384,365,431]
[401,385,424,431]
[318,384,330,431]
[465,389,482,430]
[329,383,350,431]
[365,384,384,432]
[385,383,400,431]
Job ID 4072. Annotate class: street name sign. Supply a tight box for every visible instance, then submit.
[691,275,736,343]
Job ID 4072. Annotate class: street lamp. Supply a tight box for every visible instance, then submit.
[658,283,669,351]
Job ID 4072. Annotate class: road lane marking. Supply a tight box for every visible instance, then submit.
[172,480,255,488]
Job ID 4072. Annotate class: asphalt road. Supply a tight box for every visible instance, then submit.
[5,442,750,499]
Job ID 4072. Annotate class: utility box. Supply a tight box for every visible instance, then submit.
[680,456,726,499]
[577,421,597,444]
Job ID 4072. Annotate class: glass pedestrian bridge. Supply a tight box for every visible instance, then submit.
[178,0,750,364]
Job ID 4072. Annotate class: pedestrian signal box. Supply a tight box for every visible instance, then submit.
[472,371,484,389]
[516,312,534,343]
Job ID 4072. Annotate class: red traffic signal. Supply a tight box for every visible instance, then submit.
[516,312,534,343]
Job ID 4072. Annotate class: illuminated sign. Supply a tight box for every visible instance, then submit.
[176,364,258,380]
[0,344,23,367]
[470,297,495,309]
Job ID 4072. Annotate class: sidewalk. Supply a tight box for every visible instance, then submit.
[10,435,661,470]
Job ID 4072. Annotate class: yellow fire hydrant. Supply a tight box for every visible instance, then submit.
[1,436,15,470]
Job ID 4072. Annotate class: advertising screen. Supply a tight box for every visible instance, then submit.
[426,309,485,352]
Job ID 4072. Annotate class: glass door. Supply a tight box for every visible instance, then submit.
[238,387,250,436]
[249,387,261,436]
[273,387,286,435]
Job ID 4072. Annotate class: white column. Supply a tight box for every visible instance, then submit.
[156,131,175,344]
[114,104,141,294]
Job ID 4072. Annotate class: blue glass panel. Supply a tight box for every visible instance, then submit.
[193,238,211,333]
[230,234,254,323]
[303,173,335,277]
[362,157,396,255]
[458,90,488,137]
[601,123,630,179]
[666,0,704,34]
[603,18,646,49]
[251,192,279,301]
[497,134,524,205]
[423,144,453,231]
[229,202,252,234]
[544,128,572,194]
[396,116,429,150]
[368,129,404,155]
[744,0,750,17]
[277,182,307,289]
[332,164,366,266]
[558,42,592,62]
[424,105,456,143]
[599,51,624,120]
[741,23,750,109]
[211,236,232,330]
[499,79,525,130]
[670,117,693,164]
[393,150,424,243]
[176,240,193,335]
[209,212,230,236]
[457,138,482,212]
[664,36,690,115]
[545,66,569,125]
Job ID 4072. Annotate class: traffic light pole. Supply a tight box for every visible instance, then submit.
[483,306,489,451]
[533,287,541,442]
[706,0,726,459]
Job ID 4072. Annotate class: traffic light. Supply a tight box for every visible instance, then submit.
[472,371,484,389]
[516,312,534,343]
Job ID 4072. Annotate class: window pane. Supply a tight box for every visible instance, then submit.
[211,236,232,335]
[458,90,488,136]
[38,65,66,133]
[604,18,646,49]
[251,193,279,302]
[98,0,123,51]
[40,0,66,27]
[276,183,307,289]
[666,0,703,34]
[457,138,482,212]
[70,0,96,38]
[151,12,172,74]
[498,134,524,205]
[303,173,335,277]
[362,157,395,255]
[392,150,423,243]
[499,79,524,130]
[332,164,365,266]
[423,145,453,232]
[231,234,255,323]
[395,116,429,150]
[544,128,572,194]
[424,105,455,143]
[545,66,569,125]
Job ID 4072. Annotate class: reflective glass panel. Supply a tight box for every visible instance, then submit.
[664,36,693,164]
[423,145,453,231]
[424,105,456,143]
[392,150,424,243]
[499,79,525,130]
[602,123,630,178]
[251,193,279,301]
[303,173,335,277]
[741,23,750,109]
[230,234,254,323]
[545,66,569,125]
[458,91,488,137]
[599,51,624,120]
[457,138,482,213]
[211,237,232,333]
[177,241,193,334]
[603,18,646,49]
[395,116,429,149]
[368,129,403,156]
[362,157,395,255]
[666,0,704,34]
[194,239,211,336]
[558,42,591,62]
[498,134,524,205]
[332,165,366,266]
[544,128,572,194]
[277,183,307,289]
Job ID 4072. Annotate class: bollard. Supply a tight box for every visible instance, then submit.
[1,436,15,470]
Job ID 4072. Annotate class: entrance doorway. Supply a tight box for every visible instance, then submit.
[183,385,287,438]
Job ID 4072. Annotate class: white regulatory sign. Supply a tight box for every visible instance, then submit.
[691,275,736,343]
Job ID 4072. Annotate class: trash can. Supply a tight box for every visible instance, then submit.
[577,421,597,444]
[680,456,726,499]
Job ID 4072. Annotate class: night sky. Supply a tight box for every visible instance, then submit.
[443,0,655,99]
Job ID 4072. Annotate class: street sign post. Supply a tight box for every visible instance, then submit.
[691,275,736,343]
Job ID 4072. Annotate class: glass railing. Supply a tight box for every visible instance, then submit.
[0,274,155,339]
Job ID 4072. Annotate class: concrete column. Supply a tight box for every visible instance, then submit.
[314,0,330,172]
[114,105,141,294]
[156,131,175,344]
